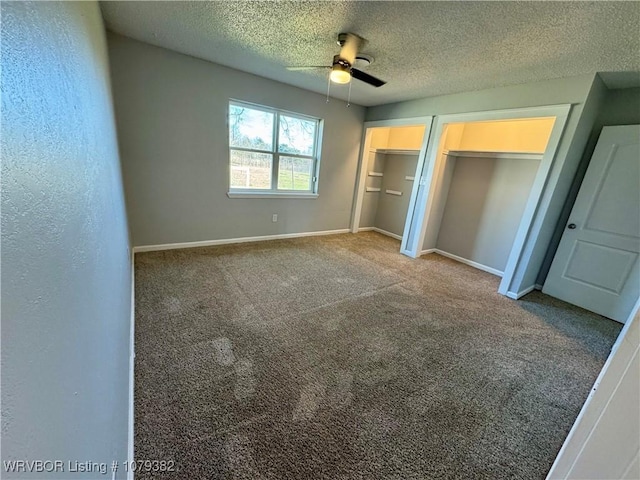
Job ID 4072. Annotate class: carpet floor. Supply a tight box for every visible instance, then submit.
[134,232,621,479]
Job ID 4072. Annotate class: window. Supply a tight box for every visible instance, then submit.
[228,101,322,197]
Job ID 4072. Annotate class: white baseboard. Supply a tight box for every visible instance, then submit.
[350,226,403,241]
[371,227,403,241]
[506,283,543,300]
[420,248,436,256]
[127,251,135,479]
[506,291,524,300]
[133,228,351,253]
[425,249,504,277]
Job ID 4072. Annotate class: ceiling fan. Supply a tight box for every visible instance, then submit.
[287,33,386,88]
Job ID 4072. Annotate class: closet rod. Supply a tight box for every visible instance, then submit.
[370,148,421,156]
[444,150,543,161]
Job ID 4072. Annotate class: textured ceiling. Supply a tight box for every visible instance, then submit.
[100,1,640,107]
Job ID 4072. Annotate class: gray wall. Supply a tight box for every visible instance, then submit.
[1,2,131,478]
[436,156,540,272]
[359,152,384,228]
[365,75,595,123]
[366,74,602,294]
[375,154,419,237]
[600,86,640,126]
[107,33,365,247]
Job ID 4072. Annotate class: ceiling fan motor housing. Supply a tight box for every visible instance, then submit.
[337,33,350,47]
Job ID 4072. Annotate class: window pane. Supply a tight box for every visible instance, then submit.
[277,156,313,191]
[278,115,316,155]
[230,150,272,189]
[229,104,274,150]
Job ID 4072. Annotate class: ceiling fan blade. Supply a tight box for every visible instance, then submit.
[340,33,362,65]
[351,68,386,87]
[286,66,330,71]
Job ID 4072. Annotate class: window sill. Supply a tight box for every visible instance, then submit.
[227,192,319,199]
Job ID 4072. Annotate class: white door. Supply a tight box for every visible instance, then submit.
[543,125,640,323]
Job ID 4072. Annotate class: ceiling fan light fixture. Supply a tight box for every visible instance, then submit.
[330,63,351,84]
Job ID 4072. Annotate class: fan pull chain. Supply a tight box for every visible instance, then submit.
[326,75,331,103]
[347,79,352,107]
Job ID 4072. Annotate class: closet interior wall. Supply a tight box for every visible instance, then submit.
[360,126,425,238]
[423,118,555,275]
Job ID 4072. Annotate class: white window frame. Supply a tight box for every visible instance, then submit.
[227,100,323,199]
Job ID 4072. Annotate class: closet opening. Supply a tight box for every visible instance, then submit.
[401,105,572,299]
[420,118,555,277]
[351,117,433,240]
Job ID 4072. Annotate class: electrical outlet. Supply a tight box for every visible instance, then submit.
[272,214,278,222]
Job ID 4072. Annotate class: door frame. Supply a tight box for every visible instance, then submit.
[350,116,434,235]
[401,105,572,298]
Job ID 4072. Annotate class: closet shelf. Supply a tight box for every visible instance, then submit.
[444,150,543,161]
[370,148,421,156]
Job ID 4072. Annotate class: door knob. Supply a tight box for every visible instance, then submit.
[567,223,577,229]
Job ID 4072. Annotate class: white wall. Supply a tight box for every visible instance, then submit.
[456,118,555,152]
[1,2,131,478]
[436,155,540,272]
[107,33,365,247]
[547,308,640,479]
[386,126,425,149]
[367,74,602,294]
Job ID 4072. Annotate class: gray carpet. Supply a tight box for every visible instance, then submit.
[134,232,621,479]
